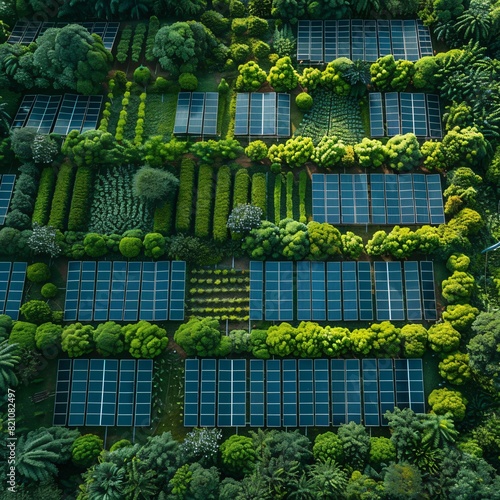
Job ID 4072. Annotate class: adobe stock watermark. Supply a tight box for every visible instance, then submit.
[6,388,16,494]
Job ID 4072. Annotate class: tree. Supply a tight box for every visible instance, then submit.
[83,462,125,500]
[442,304,478,332]
[385,133,422,171]
[382,463,424,499]
[0,340,20,391]
[83,233,108,258]
[446,252,471,272]
[10,127,37,161]
[370,55,414,91]
[282,136,314,168]
[428,388,467,421]
[61,323,94,357]
[308,461,348,498]
[20,300,53,325]
[72,434,103,468]
[413,56,439,91]
[321,58,351,95]
[41,282,58,298]
[119,237,143,258]
[295,92,313,111]
[133,166,179,206]
[266,322,297,357]
[123,321,168,358]
[313,432,344,464]
[441,271,475,304]
[143,233,166,259]
[122,457,159,499]
[369,437,396,468]
[341,231,364,259]
[32,135,58,165]
[441,126,489,170]
[235,60,267,91]
[134,65,152,87]
[245,140,268,161]
[174,317,223,356]
[35,322,62,351]
[93,322,124,357]
[27,262,51,284]
[242,221,281,259]
[421,412,459,449]
[9,321,37,351]
[312,136,346,169]
[220,435,257,478]
[268,56,298,92]
[400,324,428,357]
[428,322,461,354]
[27,223,62,258]
[337,422,370,470]
[307,221,342,260]
[278,218,310,259]
[299,67,322,91]
[371,321,401,357]
[354,138,387,168]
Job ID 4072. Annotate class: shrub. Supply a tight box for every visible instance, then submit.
[72,434,103,468]
[233,169,250,207]
[153,200,174,235]
[178,73,198,91]
[296,92,313,111]
[20,300,53,325]
[194,165,214,238]
[268,56,298,92]
[27,263,51,283]
[145,16,160,62]
[61,323,94,357]
[213,166,232,242]
[235,61,267,91]
[35,322,62,350]
[41,283,58,299]
[116,25,133,63]
[175,159,196,233]
[252,40,270,60]
[9,321,37,351]
[201,10,230,36]
[133,65,152,87]
[231,43,251,63]
[67,167,93,232]
[251,173,267,217]
[123,320,168,358]
[143,232,166,259]
[32,167,56,225]
[119,237,143,258]
[48,163,75,230]
[245,140,268,162]
[154,76,169,93]
[93,322,124,357]
[133,166,179,206]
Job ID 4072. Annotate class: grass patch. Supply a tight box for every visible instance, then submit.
[144,93,177,139]
[123,93,141,140]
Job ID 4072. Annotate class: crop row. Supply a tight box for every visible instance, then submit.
[32,167,56,225]
[191,268,248,275]
[48,163,75,230]
[233,169,250,207]
[189,277,249,284]
[213,166,232,242]
[68,167,93,232]
[153,199,174,235]
[189,287,249,295]
[188,297,249,305]
[175,159,196,232]
[194,165,214,238]
[251,172,266,216]
[189,307,249,315]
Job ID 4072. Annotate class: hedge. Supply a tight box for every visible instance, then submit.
[131,23,147,63]
[116,25,133,63]
[286,171,294,219]
[68,167,94,232]
[233,169,250,207]
[213,166,232,242]
[298,170,307,223]
[194,165,214,238]
[274,174,281,224]
[175,159,196,233]
[48,163,75,230]
[153,199,174,235]
[251,172,266,217]
[32,167,56,225]
[145,16,160,62]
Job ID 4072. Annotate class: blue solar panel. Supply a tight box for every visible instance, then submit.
[312,174,340,225]
[408,358,425,413]
[187,92,205,135]
[4,262,26,320]
[374,261,405,321]
[169,261,186,321]
[354,174,370,224]
[68,359,89,427]
[109,261,127,321]
[362,359,380,426]
[86,359,118,426]
[337,20,351,58]
[0,262,11,314]
[427,174,445,225]
[399,174,416,224]
[426,94,442,138]
[385,92,401,136]
[403,20,419,61]
[139,262,155,321]
[135,359,153,427]
[385,175,400,225]
[358,262,373,321]
[314,359,330,426]
[370,173,386,224]
[234,93,249,135]
[277,93,291,137]
[378,358,395,426]
[346,359,362,424]
[249,359,264,427]
[53,359,72,426]
[52,94,102,135]
[417,19,433,57]
[174,92,191,135]
[420,261,437,321]
[404,261,422,320]
[413,174,430,224]
[265,262,293,321]
[395,358,410,409]
[340,174,355,224]
[391,20,405,59]
[331,359,347,425]
[266,360,281,427]
[249,261,264,320]
[369,93,384,137]
[297,261,312,321]
[324,21,337,62]
[123,262,141,321]
[203,92,219,136]
[154,261,169,321]
[184,359,200,427]
[364,20,378,61]
[342,262,358,321]
[377,20,391,56]
[0,175,16,225]
[117,360,136,426]
[282,359,297,427]
[78,261,96,322]
[64,261,81,321]
[312,174,326,223]
[298,359,314,427]
[200,359,217,427]
[351,19,364,61]
[327,262,342,321]
[93,261,111,321]
[218,359,246,427]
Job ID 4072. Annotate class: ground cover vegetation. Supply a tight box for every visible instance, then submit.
[0,0,500,497]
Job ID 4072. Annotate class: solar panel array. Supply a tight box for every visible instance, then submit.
[184,357,425,427]
[312,173,445,225]
[0,262,26,320]
[297,19,433,63]
[12,94,103,135]
[248,260,436,322]
[54,358,153,427]
[0,175,16,225]
[234,93,290,137]
[173,92,219,136]
[369,92,443,138]
[8,21,120,50]
[64,261,186,322]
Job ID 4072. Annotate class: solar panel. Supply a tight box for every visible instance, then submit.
[351,20,364,61]
[184,359,200,427]
[420,261,437,320]
[53,359,72,426]
[331,359,347,425]
[337,20,351,58]
[413,174,430,224]
[363,359,380,426]
[282,359,298,427]
[404,261,423,321]
[263,92,277,135]
[342,261,358,321]
[377,20,391,57]
[265,262,293,321]
[385,174,400,225]
[324,21,337,62]
[249,93,264,135]
[297,261,312,321]
[0,262,11,313]
[123,262,141,322]
[93,261,111,321]
[117,359,136,426]
[276,93,291,137]
[370,173,386,224]
[64,261,81,321]
[266,359,281,427]
[11,95,36,129]
[426,94,443,138]
[234,93,250,135]
[327,262,342,321]
[109,261,127,321]
[355,174,370,223]
[394,358,410,409]
[249,359,264,427]
[169,261,186,321]
[199,359,217,427]
[416,19,433,57]
[374,261,405,321]
[78,261,96,322]
[218,359,246,427]
[203,92,219,135]
[298,359,314,427]
[139,262,155,321]
[427,174,445,225]
[101,22,120,51]
[7,21,41,44]
[408,358,426,413]
[297,20,311,61]
[4,262,26,320]
[401,92,428,136]
[249,261,264,320]
[86,359,118,426]
[52,94,102,135]
[0,175,15,225]
[358,262,373,321]
[187,92,205,135]
[365,20,379,61]
[174,92,191,135]
[68,359,89,427]
[346,359,362,424]
[154,261,169,322]
[340,174,355,224]
[314,359,330,426]
[390,20,405,59]
[403,20,419,61]
[134,359,153,427]
[312,174,326,224]
[24,95,61,133]
[385,92,401,136]
[377,358,395,425]
[399,174,416,224]
[369,93,385,137]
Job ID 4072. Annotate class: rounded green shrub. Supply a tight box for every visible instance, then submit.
[41,283,58,299]
[178,73,198,91]
[27,263,51,284]
[296,92,313,111]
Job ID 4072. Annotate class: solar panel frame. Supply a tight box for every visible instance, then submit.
[249,261,264,320]
[346,359,362,424]
[354,174,370,224]
[249,93,264,135]
[68,359,89,427]
[374,261,405,321]
[378,358,395,425]
[324,20,338,62]
[358,261,373,321]
[25,95,62,134]
[53,359,72,426]
[427,174,445,225]
[342,261,358,321]
[298,359,314,427]
[394,359,410,409]
[351,19,364,61]
[266,359,281,427]
[325,174,341,224]
[390,20,405,59]
[370,173,387,224]
[340,174,355,224]
[337,20,351,58]
[297,20,311,61]
[187,92,205,135]
[203,92,219,136]
[364,20,379,61]
[0,262,11,313]
[403,20,419,61]
[314,359,330,426]
[312,173,326,224]
[377,20,392,57]
[282,359,298,427]
[11,95,36,129]
[404,261,423,321]
[78,261,96,322]
[276,93,291,137]
[173,92,191,135]
[52,94,103,135]
[385,174,401,225]
[109,261,127,321]
[297,261,312,321]
[184,359,200,427]
[139,262,155,321]
[408,358,425,413]
[7,21,41,44]
[218,359,246,427]
[200,359,217,427]
[64,261,81,322]
[385,92,401,136]
[93,261,112,322]
[311,261,327,321]
[327,262,342,321]
[249,359,264,427]
[86,359,118,427]
[420,261,437,321]
[4,262,26,320]
[169,261,186,321]
[398,174,416,224]
[416,19,433,57]
[362,358,380,426]
[331,359,347,425]
[310,20,324,62]
[0,175,16,225]
[426,94,443,139]
[262,92,277,135]
[234,93,250,135]
[123,262,142,322]
[265,262,293,321]
[413,174,430,224]
[369,92,385,137]
[134,359,153,427]
[117,359,136,426]
[154,261,169,322]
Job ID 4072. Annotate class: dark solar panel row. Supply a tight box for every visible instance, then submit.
[298,19,433,63]
[265,261,293,321]
[249,261,264,320]
[234,93,290,137]
[0,175,16,225]
[297,261,326,321]
[64,261,186,322]
[0,262,26,320]
[370,92,442,138]
[173,92,219,136]
[312,173,445,225]
[53,358,153,427]
[185,358,425,427]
